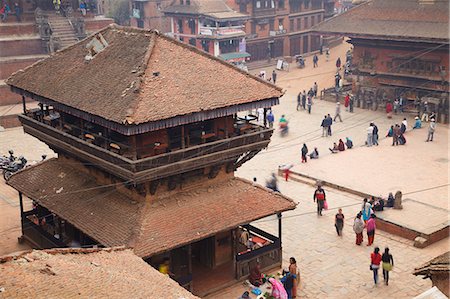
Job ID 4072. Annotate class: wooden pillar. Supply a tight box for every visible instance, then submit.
[187,244,193,291]
[18,192,24,233]
[277,213,282,245]
[181,125,185,148]
[21,95,26,114]
[232,229,237,279]
[263,108,267,127]
[130,135,138,160]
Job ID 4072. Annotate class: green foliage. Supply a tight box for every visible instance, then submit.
[106,0,130,25]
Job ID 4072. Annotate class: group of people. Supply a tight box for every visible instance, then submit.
[366,122,379,147]
[0,2,21,22]
[297,83,318,114]
[245,258,299,299]
[329,137,353,153]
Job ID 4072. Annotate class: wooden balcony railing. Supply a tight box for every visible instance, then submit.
[20,115,273,183]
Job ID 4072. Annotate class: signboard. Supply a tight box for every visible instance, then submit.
[199,28,213,36]
[239,38,246,53]
[217,28,245,36]
[276,59,283,70]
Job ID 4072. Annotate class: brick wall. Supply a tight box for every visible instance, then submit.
[0,114,21,128]
[0,23,37,35]
[0,84,22,105]
[0,57,45,80]
[0,38,46,57]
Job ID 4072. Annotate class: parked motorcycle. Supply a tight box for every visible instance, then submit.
[2,154,27,181]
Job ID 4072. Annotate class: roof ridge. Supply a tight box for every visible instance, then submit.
[0,246,129,263]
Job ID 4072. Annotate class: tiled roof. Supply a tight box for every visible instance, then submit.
[312,0,449,42]
[0,248,199,299]
[7,159,296,258]
[413,251,450,276]
[6,25,281,126]
[164,0,247,20]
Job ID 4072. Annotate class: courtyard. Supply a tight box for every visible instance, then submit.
[0,41,448,298]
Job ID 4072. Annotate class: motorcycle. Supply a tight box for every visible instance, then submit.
[2,155,27,181]
[295,55,305,69]
[279,122,289,137]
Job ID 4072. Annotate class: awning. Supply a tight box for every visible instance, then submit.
[219,52,251,62]
[8,158,296,258]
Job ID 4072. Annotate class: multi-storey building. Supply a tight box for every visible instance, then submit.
[314,0,449,123]
[130,0,172,31]
[6,25,296,296]
[163,0,249,58]
[226,0,331,61]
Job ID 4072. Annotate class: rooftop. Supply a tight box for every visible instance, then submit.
[312,0,449,43]
[413,251,450,277]
[6,25,281,133]
[0,248,199,299]
[164,0,248,20]
[7,158,296,258]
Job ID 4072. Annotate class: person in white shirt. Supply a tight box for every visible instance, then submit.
[367,124,374,147]
[426,118,436,142]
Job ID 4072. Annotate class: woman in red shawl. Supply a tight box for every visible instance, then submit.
[386,101,393,118]
[344,94,350,111]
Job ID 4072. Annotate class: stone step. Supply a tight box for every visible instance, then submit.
[0,22,37,35]
[0,37,46,57]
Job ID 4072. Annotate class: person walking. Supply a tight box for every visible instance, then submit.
[386,101,393,118]
[382,248,394,285]
[272,70,277,84]
[301,144,308,163]
[372,122,379,146]
[392,124,400,146]
[321,115,328,137]
[366,124,374,147]
[361,198,372,223]
[296,91,302,111]
[366,214,376,246]
[353,212,365,245]
[307,96,312,114]
[13,3,21,22]
[426,118,436,142]
[301,90,307,110]
[370,247,382,285]
[326,48,330,61]
[267,110,275,128]
[334,102,342,122]
[313,185,326,216]
[313,82,318,98]
[335,208,344,236]
[327,114,333,136]
[313,54,319,68]
[421,101,429,122]
[336,57,341,70]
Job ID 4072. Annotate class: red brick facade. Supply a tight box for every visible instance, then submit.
[225,0,330,61]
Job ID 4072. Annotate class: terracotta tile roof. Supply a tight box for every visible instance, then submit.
[0,248,199,299]
[7,25,281,126]
[312,0,449,42]
[413,251,450,276]
[164,0,247,20]
[7,159,296,258]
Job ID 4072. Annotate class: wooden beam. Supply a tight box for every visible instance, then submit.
[21,96,26,114]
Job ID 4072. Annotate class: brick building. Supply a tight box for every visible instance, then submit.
[414,251,450,297]
[163,0,249,58]
[225,0,335,61]
[130,0,172,32]
[314,0,449,123]
[0,0,113,128]
[0,248,199,298]
[6,25,296,296]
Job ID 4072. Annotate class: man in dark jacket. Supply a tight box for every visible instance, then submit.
[313,186,327,216]
[327,114,333,136]
[372,122,379,146]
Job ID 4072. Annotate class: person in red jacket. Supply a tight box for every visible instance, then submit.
[313,185,326,216]
[386,101,393,118]
[370,247,382,285]
[344,93,350,111]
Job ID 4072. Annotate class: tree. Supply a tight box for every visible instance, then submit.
[107,0,130,25]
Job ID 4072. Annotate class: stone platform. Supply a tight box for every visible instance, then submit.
[282,169,450,247]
